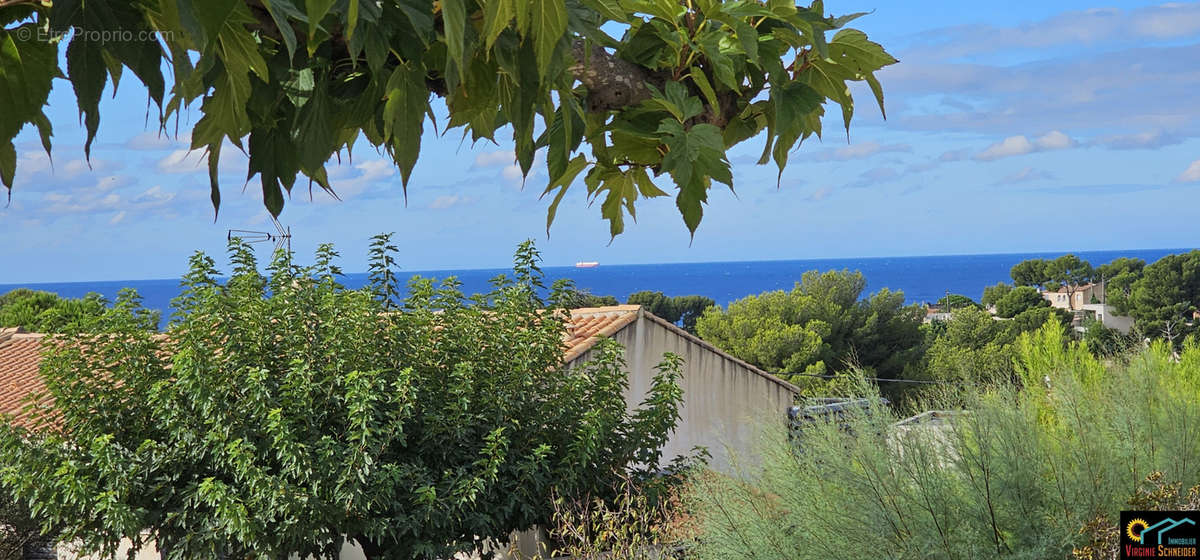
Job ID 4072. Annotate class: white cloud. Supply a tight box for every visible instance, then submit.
[156,142,246,176]
[429,194,475,209]
[134,185,176,205]
[322,157,397,201]
[474,150,516,168]
[61,159,93,177]
[881,34,1200,140]
[976,136,1035,161]
[1176,159,1200,183]
[108,211,127,225]
[14,150,52,178]
[818,142,911,161]
[905,4,1200,61]
[501,164,524,181]
[157,149,206,174]
[806,187,833,201]
[1034,130,1074,150]
[976,131,1075,161]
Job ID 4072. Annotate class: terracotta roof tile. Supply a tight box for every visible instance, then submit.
[562,305,641,363]
[0,328,50,428]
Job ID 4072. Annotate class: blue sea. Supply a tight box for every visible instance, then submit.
[0,248,1190,327]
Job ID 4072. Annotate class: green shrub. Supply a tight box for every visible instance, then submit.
[0,288,158,333]
[686,321,1200,559]
[994,285,1048,318]
[0,238,685,560]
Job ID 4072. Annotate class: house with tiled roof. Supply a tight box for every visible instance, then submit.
[1,307,799,474]
[1,311,799,560]
[563,305,801,472]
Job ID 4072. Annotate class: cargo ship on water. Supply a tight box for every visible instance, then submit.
[575,261,599,268]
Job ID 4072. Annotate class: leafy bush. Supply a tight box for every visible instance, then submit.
[0,238,684,560]
[981,282,1013,308]
[695,270,923,394]
[935,293,979,310]
[555,281,620,308]
[994,285,1048,318]
[686,321,1200,559]
[0,288,158,333]
[626,292,715,334]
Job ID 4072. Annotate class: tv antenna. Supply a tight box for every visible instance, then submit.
[228,216,292,253]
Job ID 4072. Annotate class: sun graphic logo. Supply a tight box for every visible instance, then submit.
[1126,518,1149,543]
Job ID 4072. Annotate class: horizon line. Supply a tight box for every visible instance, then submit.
[0,246,1194,287]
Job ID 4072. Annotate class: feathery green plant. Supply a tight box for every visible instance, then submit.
[686,321,1200,560]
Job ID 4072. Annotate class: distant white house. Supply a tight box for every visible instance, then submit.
[1039,282,1135,334]
[1041,282,1103,311]
[1077,303,1135,334]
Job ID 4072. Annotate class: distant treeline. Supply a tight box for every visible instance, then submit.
[573,249,1200,404]
[8,249,1199,406]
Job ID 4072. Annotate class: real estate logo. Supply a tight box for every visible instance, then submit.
[1120,510,1199,559]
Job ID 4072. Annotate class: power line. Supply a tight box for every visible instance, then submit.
[783,372,978,386]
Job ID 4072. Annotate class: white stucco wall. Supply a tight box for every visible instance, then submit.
[1079,303,1135,333]
[568,311,799,474]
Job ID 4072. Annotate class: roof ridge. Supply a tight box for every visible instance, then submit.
[568,304,642,316]
[0,327,24,345]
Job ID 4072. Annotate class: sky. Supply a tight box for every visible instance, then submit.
[4,1,1200,283]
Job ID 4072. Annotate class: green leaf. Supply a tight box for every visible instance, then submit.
[630,167,667,198]
[0,140,14,191]
[206,142,222,221]
[383,63,428,189]
[395,0,436,41]
[346,0,360,42]
[599,170,635,238]
[531,0,568,73]
[801,56,855,133]
[646,82,702,122]
[263,178,285,217]
[541,155,588,235]
[482,0,515,49]
[688,69,720,120]
[657,121,731,235]
[829,29,897,118]
[696,31,737,91]
[190,0,241,46]
[261,0,302,59]
[831,11,870,28]
[719,0,774,19]
[305,0,336,53]
[581,0,627,22]
[769,80,822,182]
[734,21,759,64]
[0,24,58,190]
[442,0,467,79]
[65,38,107,161]
[865,72,886,119]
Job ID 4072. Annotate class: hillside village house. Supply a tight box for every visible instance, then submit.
[0,306,800,559]
[1040,282,1135,334]
[1041,282,1103,311]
